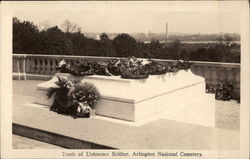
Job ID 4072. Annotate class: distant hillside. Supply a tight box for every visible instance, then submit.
[132,33,240,42]
[85,32,240,43]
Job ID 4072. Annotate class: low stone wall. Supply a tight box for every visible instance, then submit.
[190,61,240,100]
[13,54,240,99]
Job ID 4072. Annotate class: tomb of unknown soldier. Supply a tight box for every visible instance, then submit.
[36,70,215,126]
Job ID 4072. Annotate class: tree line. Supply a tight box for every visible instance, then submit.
[13,17,240,63]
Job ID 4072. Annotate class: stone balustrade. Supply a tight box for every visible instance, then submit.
[190,61,240,99]
[13,54,240,99]
[13,54,119,76]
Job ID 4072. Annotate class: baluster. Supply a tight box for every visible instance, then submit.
[226,67,233,83]
[200,65,205,77]
[20,56,26,80]
[13,57,19,72]
[51,59,57,73]
[45,59,51,74]
[41,59,47,74]
[30,58,36,73]
[234,68,240,89]
[39,59,44,74]
[19,56,24,73]
[25,58,30,74]
[35,59,41,74]
[210,66,218,85]
[191,65,202,77]
[17,57,20,74]
[44,59,48,74]
[217,67,226,82]
[49,59,54,75]
[204,66,212,85]
[232,68,240,99]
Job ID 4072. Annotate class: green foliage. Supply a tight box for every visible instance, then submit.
[206,82,234,101]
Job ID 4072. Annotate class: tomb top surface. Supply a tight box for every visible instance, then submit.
[37,70,205,103]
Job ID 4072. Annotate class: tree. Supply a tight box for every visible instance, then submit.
[96,33,116,57]
[168,39,182,59]
[113,33,138,57]
[13,17,39,53]
[38,26,72,55]
[137,42,151,58]
[61,20,81,33]
[217,34,238,62]
[180,49,190,61]
[100,33,109,41]
[207,47,222,62]
[217,34,235,54]
[148,40,162,58]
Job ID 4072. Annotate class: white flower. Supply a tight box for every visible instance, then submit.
[77,106,81,113]
[78,102,88,110]
[141,59,151,65]
[114,60,121,67]
[58,60,66,67]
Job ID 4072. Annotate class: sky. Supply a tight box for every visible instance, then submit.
[13,1,242,34]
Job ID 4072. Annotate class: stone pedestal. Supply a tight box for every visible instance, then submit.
[36,70,215,127]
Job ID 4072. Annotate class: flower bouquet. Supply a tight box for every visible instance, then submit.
[68,81,100,117]
[47,76,100,118]
[56,60,71,73]
[106,59,121,76]
[69,61,95,76]
[147,60,167,75]
[120,57,150,79]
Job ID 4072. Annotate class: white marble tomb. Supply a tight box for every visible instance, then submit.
[36,70,215,127]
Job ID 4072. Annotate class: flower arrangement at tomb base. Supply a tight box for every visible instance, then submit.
[47,76,100,118]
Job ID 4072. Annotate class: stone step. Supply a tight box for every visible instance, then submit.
[13,123,113,149]
[13,102,239,149]
[12,134,65,149]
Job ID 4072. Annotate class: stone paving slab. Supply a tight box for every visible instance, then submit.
[13,102,239,150]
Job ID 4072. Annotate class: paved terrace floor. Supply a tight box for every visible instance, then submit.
[12,80,240,149]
